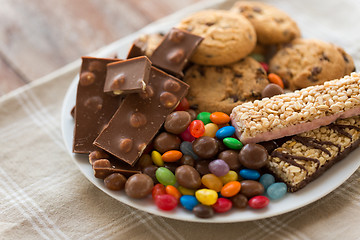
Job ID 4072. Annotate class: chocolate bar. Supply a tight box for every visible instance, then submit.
[94,67,189,166]
[266,115,360,192]
[73,57,122,153]
[103,56,152,95]
[126,39,146,59]
[150,28,203,77]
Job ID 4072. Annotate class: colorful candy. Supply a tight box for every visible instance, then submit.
[175,97,190,111]
[201,174,223,192]
[208,159,230,177]
[209,112,230,125]
[203,123,219,138]
[151,150,164,167]
[155,194,178,211]
[259,173,275,190]
[215,126,235,139]
[219,170,238,184]
[155,167,176,186]
[248,196,270,209]
[266,182,287,200]
[195,189,218,206]
[152,183,166,200]
[180,195,199,211]
[220,181,241,197]
[239,169,261,180]
[223,137,243,150]
[165,185,182,200]
[180,127,196,142]
[162,150,183,162]
[189,120,205,138]
[268,73,284,88]
[178,186,195,196]
[212,198,232,213]
[180,141,199,160]
[196,112,212,125]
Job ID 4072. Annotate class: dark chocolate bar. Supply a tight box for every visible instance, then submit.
[94,67,189,166]
[266,116,360,192]
[73,57,122,153]
[150,28,203,77]
[103,56,152,95]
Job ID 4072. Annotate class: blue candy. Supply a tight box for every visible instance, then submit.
[180,141,199,160]
[266,182,287,200]
[239,169,260,180]
[180,195,199,211]
[259,173,275,190]
[215,126,235,139]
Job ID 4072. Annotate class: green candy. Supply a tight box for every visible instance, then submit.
[249,53,265,63]
[196,112,212,125]
[223,137,243,150]
[155,167,176,186]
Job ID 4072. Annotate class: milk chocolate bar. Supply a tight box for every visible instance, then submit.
[150,28,203,77]
[94,67,189,166]
[126,39,146,59]
[266,116,360,192]
[103,56,152,95]
[73,57,122,153]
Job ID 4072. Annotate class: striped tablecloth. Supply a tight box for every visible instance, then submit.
[1,0,360,239]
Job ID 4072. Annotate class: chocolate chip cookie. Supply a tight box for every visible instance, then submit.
[269,38,355,90]
[230,1,301,45]
[177,10,256,66]
[184,57,269,114]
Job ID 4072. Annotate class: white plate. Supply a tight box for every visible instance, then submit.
[61,0,360,223]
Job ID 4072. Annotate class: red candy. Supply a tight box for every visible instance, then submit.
[152,183,166,200]
[180,127,196,142]
[155,194,178,211]
[260,62,269,72]
[212,198,232,213]
[248,196,270,209]
[175,97,190,111]
[189,120,205,138]
[165,185,182,200]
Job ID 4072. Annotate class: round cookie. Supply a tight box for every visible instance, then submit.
[135,33,164,57]
[184,57,269,114]
[177,10,256,66]
[269,38,355,90]
[230,1,301,45]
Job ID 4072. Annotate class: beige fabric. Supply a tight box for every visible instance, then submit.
[1,0,360,239]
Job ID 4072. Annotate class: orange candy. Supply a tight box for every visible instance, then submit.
[161,150,183,162]
[165,185,182,200]
[221,181,241,197]
[268,73,284,89]
[209,112,230,125]
[201,174,223,192]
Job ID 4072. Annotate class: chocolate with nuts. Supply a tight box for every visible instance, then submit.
[103,56,152,95]
[150,28,203,77]
[94,67,189,166]
[73,57,122,153]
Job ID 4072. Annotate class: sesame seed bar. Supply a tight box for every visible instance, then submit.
[266,115,360,192]
[231,72,360,144]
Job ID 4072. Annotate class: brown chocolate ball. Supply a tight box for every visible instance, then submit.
[104,173,127,191]
[180,155,195,167]
[142,165,158,183]
[218,150,241,170]
[164,111,192,134]
[125,174,154,198]
[153,132,181,153]
[192,136,219,159]
[238,144,269,169]
[175,165,201,189]
[240,180,264,198]
[231,193,248,209]
[193,204,214,218]
[261,83,284,98]
[195,160,210,176]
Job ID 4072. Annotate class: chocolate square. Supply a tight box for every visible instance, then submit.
[103,56,152,95]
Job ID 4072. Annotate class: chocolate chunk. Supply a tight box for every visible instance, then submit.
[311,66,322,76]
[73,57,122,153]
[150,28,203,77]
[127,39,146,59]
[94,67,189,166]
[92,158,140,179]
[104,56,151,95]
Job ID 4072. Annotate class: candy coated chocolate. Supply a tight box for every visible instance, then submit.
[195,160,210,176]
[104,173,127,191]
[125,173,154,198]
[240,180,265,198]
[94,67,189,166]
[104,56,151,95]
[164,111,192,134]
[231,193,248,209]
[179,155,195,167]
[238,144,269,169]
[142,165,158,183]
[153,132,181,153]
[218,150,241,170]
[193,204,214,218]
[261,83,284,98]
[73,57,122,153]
[175,165,201,189]
[151,28,203,77]
[192,136,219,159]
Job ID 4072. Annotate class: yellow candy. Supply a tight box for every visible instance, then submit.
[178,186,195,196]
[151,150,164,167]
[203,123,219,138]
[219,170,238,184]
[195,189,218,205]
[201,174,223,192]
